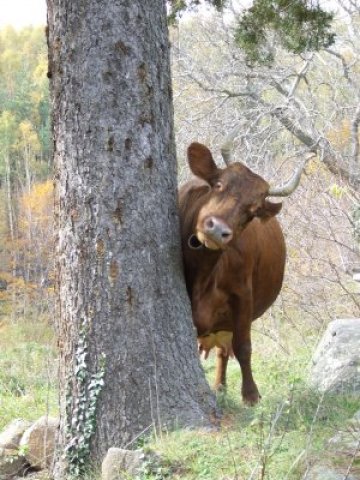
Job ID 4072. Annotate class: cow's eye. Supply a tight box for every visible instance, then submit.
[214,181,223,191]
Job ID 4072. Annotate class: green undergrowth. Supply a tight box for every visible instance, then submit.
[142,331,360,480]
[0,310,359,479]
[0,311,58,430]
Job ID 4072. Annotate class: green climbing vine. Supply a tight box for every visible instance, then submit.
[64,324,106,477]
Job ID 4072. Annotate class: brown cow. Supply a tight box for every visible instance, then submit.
[179,142,304,405]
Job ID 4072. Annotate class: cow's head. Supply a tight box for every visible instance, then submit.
[187,142,299,250]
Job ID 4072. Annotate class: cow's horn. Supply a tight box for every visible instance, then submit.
[267,158,310,197]
[221,126,241,166]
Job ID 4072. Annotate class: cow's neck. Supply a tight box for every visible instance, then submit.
[186,245,223,292]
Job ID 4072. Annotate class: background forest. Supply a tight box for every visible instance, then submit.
[0,25,56,426]
[0,1,359,478]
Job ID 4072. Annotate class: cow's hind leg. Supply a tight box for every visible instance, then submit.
[214,347,229,391]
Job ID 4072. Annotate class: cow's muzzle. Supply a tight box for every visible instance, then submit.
[199,216,233,249]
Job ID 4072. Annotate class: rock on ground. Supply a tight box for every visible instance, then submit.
[304,465,358,480]
[0,447,29,479]
[0,420,31,478]
[0,420,31,451]
[19,417,58,470]
[304,410,360,480]
[102,448,161,480]
[310,318,360,394]
[328,408,360,462]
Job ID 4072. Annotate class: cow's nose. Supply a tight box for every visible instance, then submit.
[203,217,233,244]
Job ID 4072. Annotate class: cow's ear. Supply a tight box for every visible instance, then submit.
[254,200,282,221]
[187,143,220,183]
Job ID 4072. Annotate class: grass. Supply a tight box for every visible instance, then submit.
[142,329,360,479]
[0,303,359,479]
[0,307,58,430]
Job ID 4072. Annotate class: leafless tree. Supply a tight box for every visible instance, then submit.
[171,3,360,339]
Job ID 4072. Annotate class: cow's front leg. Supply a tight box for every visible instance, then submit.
[231,295,260,405]
[234,331,260,405]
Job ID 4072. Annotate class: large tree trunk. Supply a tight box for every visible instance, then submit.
[46,0,217,476]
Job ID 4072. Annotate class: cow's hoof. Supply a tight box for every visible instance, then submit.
[214,383,226,393]
[242,390,261,406]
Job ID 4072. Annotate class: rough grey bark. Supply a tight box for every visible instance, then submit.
[46,0,217,476]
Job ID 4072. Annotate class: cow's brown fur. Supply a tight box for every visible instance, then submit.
[179,143,286,405]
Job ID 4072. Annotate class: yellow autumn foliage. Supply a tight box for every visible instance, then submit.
[19,179,53,231]
[13,180,55,286]
[17,120,41,154]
